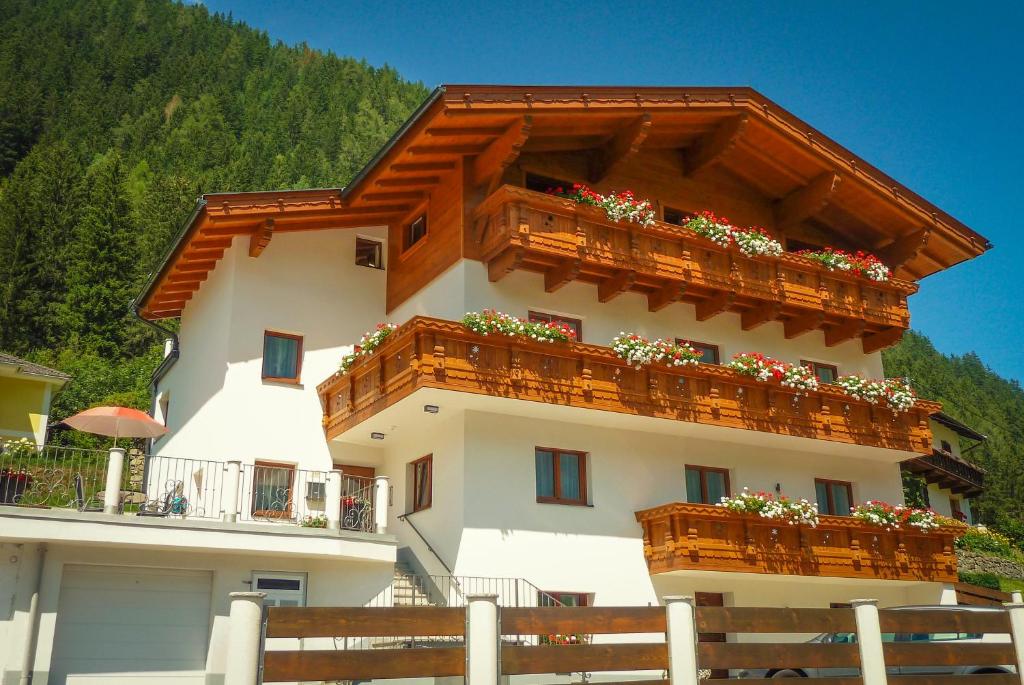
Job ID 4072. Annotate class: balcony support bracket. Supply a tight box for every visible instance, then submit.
[695,290,735,322]
[783,311,825,339]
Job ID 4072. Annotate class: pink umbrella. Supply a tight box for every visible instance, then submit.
[63,406,168,445]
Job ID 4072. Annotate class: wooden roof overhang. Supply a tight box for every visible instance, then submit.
[138,85,990,320]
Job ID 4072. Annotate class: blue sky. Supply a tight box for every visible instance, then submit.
[201,1,1024,381]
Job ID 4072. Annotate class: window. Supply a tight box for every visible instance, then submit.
[252,572,306,607]
[815,478,853,516]
[940,439,952,454]
[404,214,427,252]
[679,340,720,365]
[801,360,838,385]
[663,207,686,225]
[525,173,573,194]
[685,465,730,504]
[355,237,384,269]
[787,238,824,253]
[950,498,967,522]
[262,331,302,383]
[411,455,432,512]
[252,461,295,519]
[540,591,589,607]
[535,448,587,505]
[528,311,583,341]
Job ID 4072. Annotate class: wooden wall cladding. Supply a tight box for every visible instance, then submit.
[317,316,940,450]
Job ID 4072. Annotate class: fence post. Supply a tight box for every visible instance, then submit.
[222,460,241,523]
[373,475,390,534]
[325,469,343,530]
[851,599,887,685]
[102,447,125,514]
[664,596,699,685]
[1011,591,1023,603]
[225,591,265,685]
[466,594,499,685]
[1004,602,1024,677]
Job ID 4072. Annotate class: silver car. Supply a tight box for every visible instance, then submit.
[738,605,1016,679]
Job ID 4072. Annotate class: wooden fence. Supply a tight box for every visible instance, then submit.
[239,594,1024,685]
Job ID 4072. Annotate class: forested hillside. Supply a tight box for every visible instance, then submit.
[1,0,1021,537]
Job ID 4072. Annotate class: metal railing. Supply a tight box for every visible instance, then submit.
[0,441,121,510]
[238,463,376,533]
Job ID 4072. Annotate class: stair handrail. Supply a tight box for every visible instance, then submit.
[397,513,466,603]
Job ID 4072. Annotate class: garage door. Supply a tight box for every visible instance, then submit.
[50,565,212,684]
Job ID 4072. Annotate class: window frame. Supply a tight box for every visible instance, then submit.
[535,447,588,506]
[251,461,296,519]
[940,439,953,454]
[528,311,583,341]
[355,237,385,269]
[403,214,428,253]
[663,206,687,226]
[252,571,307,607]
[801,360,839,384]
[539,590,589,607]
[679,339,720,365]
[262,330,303,384]
[815,478,853,516]
[684,464,731,504]
[411,454,433,513]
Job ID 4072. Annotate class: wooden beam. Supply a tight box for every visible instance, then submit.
[877,228,931,270]
[362,191,425,202]
[683,114,748,177]
[174,261,216,273]
[190,236,233,248]
[248,218,274,257]
[182,248,225,261]
[824,319,865,347]
[390,161,456,173]
[740,302,781,331]
[471,116,533,188]
[783,311,825,339]
[376,176,441,188]
[774,172,842,230]
[597,270,636,303]
[544,259,581,293]
[647,281,686,312]
[487,248,523,283]
[425,126,507,138]
[589,114,652,183]
[862,326,904,354]
[167,273,206,284]
[407,144,485,156]
[695,291,735,321]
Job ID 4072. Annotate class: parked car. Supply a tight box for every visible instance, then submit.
[738,605,1016,679]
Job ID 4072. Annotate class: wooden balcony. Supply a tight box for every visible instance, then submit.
[903,449,985,498]
[635,502,962,582]
[474,186,917,353]
[317,317,939,451]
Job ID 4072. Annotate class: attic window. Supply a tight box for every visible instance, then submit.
[404,215,427,252]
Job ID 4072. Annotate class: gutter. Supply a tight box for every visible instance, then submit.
[132,197,208,318]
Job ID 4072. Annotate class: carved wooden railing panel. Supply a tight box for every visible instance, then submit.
[474,186,915,346]
[317,317,940,450]
[635,502,961,582]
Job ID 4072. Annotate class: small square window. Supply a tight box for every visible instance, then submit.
[252,462,296,519]
[535,448,587,505]
[539,591,589,607]
[685,465,730,504]
[940,440,952,454]
[528,311,583,341]
[263,331,302,383]
[253,572,307,607]
[404,215,427,252]
[815,478,853,516]
[411,454,432,512]
[802,360,838,385]
[356,238,384,269]
[663,207,686,225]
[679,340,720,365]
[526,173,574,194]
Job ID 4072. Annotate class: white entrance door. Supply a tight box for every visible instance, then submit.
[49,565,212,684]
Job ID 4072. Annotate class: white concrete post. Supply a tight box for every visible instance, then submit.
[664,596,700,685]
[373,475,390,534]
[466,594,499,685]
[938,583,958,605]
[325,469,343,530]
[225,591,265,685]
[1011,591,1023,604]
[222,460,241,523]
[103,447,125,514]
[1003,602,1024,678]
[851,599,887,685]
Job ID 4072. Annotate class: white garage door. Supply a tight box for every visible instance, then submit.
[50,565,212,684]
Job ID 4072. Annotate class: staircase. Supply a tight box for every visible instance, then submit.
[390,562,435,606]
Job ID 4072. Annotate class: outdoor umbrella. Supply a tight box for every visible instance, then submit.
[63,406,168,445]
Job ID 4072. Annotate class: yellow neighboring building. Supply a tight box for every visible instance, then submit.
[0,353,69,445]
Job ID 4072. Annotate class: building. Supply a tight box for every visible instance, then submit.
[904,412,986,524]
[0,353,69,445]
[0,85,992,683]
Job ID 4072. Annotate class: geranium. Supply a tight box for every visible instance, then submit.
[339,323,398,373]
[727,353,819,393]
[551,184,655,227]
[732,226,784,258]
[611,333,702,370]
[718,488,819,527]
[683,210,733,248]
[834,375,916,412]
[851,501,939,531]
[461,310,576,343]
[796,248,891,282]
[682,211,783,257]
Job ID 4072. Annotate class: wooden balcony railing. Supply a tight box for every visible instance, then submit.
[474,186,917,353]
[317,317,939,451]
[903,449,985,497]
[635,502,962,582]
